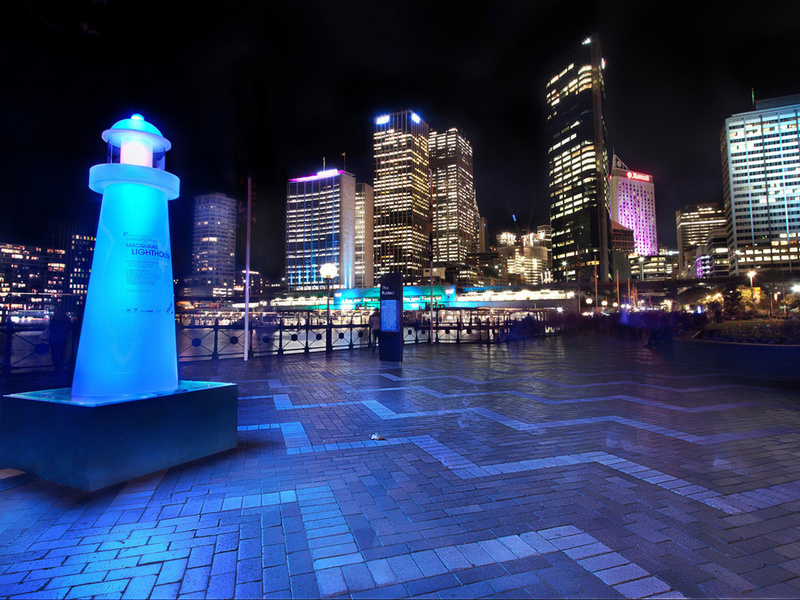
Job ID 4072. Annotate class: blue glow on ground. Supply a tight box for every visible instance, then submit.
[8,381,231,407]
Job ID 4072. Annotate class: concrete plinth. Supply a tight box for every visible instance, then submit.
[0,381,237,491]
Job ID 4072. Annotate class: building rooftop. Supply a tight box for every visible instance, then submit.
[755,93,800,111]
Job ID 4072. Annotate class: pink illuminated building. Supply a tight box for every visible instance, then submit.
[609,154,657,256]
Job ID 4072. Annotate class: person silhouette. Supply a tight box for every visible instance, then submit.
[47,308,71,371]
[368,309,381,353]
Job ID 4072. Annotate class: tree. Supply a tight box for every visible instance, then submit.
[786,292,800,311]
[722,286,744,319]
[676,285,717,308]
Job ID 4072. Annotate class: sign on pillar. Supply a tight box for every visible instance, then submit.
[379,273,403,363]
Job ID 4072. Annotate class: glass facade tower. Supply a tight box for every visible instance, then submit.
[286,169,356,291]
[429,128,479,266]
[373,110,430,283]
[721,95,800,274]
[191,192,237,287]
[546,35,610,283]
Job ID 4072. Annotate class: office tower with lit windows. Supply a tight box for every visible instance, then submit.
[66,234,94,310]
[721,95,800,274]
[0,243,66,311]
[695,229,729,278]
[429,128,479,266]
[631,248,678,280]
[546,36,611,281]
[373,110,430,283]
[610,221,635,254]
[520,226,552,284]
[285,169,356,291]
[191,192,237,289]
[355,182,374,288]
[546,35,611,283]
[609,154,657,256]
[56,222,95,311]
[675,203,727,276]
[493,226,552,285]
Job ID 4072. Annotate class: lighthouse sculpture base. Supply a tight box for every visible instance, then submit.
[0,381,237,492]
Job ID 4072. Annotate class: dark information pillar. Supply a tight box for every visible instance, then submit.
[379,273,403,363]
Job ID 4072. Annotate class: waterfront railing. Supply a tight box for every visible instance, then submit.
[2,309,559,375]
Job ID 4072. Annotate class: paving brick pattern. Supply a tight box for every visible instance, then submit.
[2,332,800,598]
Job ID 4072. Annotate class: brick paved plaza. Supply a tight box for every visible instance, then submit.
[1,332,800,598]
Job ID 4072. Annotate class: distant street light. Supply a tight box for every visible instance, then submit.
[320,263,338,353]
[747,270,756,291]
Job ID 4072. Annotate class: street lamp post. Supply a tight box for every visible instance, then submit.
[320,263,338,353]
[747,270,757,310]
[747,270,756,291]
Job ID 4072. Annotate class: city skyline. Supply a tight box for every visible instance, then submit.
[2,1,798,279]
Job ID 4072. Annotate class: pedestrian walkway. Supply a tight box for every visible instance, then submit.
[1,332,799,598]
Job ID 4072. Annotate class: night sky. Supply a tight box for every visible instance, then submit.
[2,0,798,279]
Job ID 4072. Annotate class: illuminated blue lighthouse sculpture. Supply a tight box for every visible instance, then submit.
[0,113,237,492]
[72,114,180,400]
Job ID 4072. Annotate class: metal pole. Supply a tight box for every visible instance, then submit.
[326,279,332,353]
[278,315,284,355]
[429,169,434,344]
[594,261,599,316]
[212,318,219,361]
[244,177,253,361]
[576,243,581,314]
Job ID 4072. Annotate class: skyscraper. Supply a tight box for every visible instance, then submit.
[675,203,726,276]
[285,169,355,291]
[66,234,95,311]
[546,35,610,283]
[609,154,657,256]
[355,182,374,289]
[695,229,729,278]
[721,95,800,274]
[191,192,237,290]
[57,222,95,312]
[429,128,479,266]
[373,110,430,283]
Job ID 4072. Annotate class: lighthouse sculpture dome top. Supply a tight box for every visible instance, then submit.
[102,113,171,170]
[89,113,180,200]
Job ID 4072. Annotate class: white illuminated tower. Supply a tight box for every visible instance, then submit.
[722,95,800,274]
[373,110,430,283]
[285,169,356,291]
[609,155,657,256]
[72,114,180,400]
[429,128,478,265]
[191,193,237,288]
